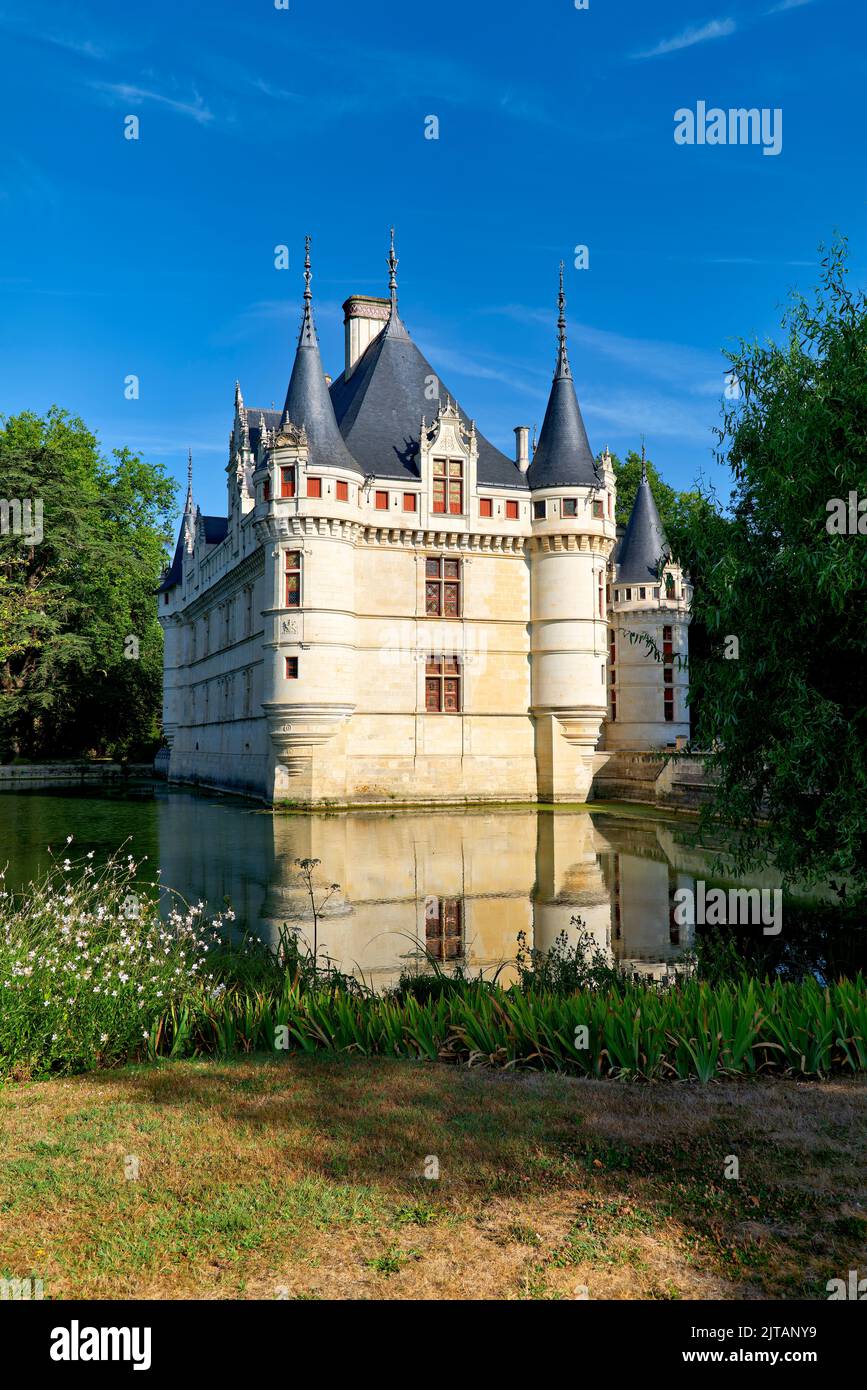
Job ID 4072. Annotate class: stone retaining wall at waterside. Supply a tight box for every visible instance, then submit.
[0,763,154,788]
[591,750,716,811]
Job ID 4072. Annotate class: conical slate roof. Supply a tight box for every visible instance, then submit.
[282,239,364,476]
[616,468,669,583]
[526,267,600,491]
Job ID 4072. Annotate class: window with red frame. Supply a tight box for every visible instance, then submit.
[505,499,519,519]
[280,466,295,498]
[403,493,416,512]
[425,655,461,712]
[285,551,301,608]
[433,458,463,514]
[307,477,321,498]
[479,498,492,517]
[336,480,349,501]
[375,490,389,510]
[285,656,298,679]
[425,557,461,617]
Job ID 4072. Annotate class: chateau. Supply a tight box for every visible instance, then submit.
[158,236,690,806]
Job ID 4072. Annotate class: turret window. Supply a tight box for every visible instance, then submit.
[533,500,547,520]
[425,556,461,617]
[307,477,322,498]
[263,477,271,502]
[280,466,296,498]
[562,498,577,517]
[336,480,349,501]
[403,493,417,512]
[425,655,462,712]
[592,499,604,519]
[505,500,519,520]
[285,551,302,608]
[479,498,492,517]
[375,490,389,510]
[285,657,299,679]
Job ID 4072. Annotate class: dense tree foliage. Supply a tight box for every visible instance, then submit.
[0,409,176,761]
[668,241,867,899]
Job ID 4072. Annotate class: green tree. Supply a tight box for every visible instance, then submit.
[670,239,867,899]
[0,408,176,761]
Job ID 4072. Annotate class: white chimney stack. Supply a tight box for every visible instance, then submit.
[514,425,530,472]
[343,296,390,379]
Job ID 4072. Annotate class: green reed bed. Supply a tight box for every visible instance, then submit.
[1,853,865,1082]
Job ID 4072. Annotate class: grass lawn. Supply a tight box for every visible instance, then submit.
[1,1056,865,1301]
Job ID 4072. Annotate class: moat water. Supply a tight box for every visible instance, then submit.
[0,783,861,985]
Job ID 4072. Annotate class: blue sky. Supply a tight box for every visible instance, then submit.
[0,0,862,522]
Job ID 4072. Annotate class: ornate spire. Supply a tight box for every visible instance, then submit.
[234,379,243,409]
[184,448,194,513]
[387,226,398,311]
[640,436,648,482]
[299,234,315,345]
[555,261,571,380]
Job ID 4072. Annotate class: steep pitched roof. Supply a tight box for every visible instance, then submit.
[616,470,669,583]
[281,239,364,476]
[526,266,600,491]
[329,310,525,488]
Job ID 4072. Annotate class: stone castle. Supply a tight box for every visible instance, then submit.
[158,235,690,805]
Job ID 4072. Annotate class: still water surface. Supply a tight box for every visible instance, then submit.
[0,784,857,987]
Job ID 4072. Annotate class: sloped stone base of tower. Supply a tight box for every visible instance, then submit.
[533,710,604,804]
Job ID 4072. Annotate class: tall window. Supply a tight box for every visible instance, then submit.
[609,629,617,721]
[425,557,461,616]
[280,466,295,498]
[285,551,302,607]
[425,655,461,712]
[433,458,463,514]
[598,570,605,618]
[665,572,676,599]
[663,624,674,721]
[263,476,271,502]
[244,585,253,637]
[285,656,299,679]
[243,668,252,716]
[425,897,463,960]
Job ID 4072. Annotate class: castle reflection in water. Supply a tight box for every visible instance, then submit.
[155,800,725,988]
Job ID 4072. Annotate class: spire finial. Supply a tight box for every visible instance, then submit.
[297,234,316,345]
[184,447,194,514]
[387,226,398,309]
[640,436,647,482]
[555,261,570,379]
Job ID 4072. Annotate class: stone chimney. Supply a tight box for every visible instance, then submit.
[343,295,390,379]
[514,425,530,473]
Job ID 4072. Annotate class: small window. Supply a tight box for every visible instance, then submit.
[479,498,492,518]
[611,694,617,722]
[263,477,271,501]
[375,490,389,510]
[625,588,632,601]
[280,466,295,498]
[653,587,660,599]
[639,587,646,600]
[562,498,577,517]
[307,477,321,498]
[163,591,169,605]
[592,499,604,519]
[505,500,519,519]
[425,556,461,617]
[608,493,613,517]
[285,656,299,679]
[425,655,462,712]
[664,696,674,722]
[665,573,676,598]
[336,480,349,502]
[285,551,302,608]
[403,493,417,512]
[533,500,546,520]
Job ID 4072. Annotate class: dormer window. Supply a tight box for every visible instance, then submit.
[433,458,463,515]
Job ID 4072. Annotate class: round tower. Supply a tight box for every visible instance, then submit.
[527,266,617,801]
[606,450,691,748]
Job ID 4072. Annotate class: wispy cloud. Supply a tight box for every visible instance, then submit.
[766,0,813,12]
[0,17,113,61]
[631,18,737,60]
[90,80,214,125]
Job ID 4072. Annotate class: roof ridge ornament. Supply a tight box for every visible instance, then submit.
[387,226,398,311]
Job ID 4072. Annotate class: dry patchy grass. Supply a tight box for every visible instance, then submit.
[1,1056,865,1300]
